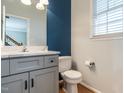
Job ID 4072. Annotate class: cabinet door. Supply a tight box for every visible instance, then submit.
[1,73,28,93]
[30,67,58,93]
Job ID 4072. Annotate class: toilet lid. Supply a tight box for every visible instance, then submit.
[63,70,82,79]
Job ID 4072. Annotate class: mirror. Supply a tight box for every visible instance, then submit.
[1,0,47,46]
[5,15,29,46]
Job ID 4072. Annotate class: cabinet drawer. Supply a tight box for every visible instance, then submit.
[1,59,10,76]
[44,55,58,67]
[10,56,44,74]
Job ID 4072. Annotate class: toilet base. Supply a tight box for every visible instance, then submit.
[66,83,78,93]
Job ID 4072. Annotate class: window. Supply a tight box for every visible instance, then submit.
[92,0,123,38]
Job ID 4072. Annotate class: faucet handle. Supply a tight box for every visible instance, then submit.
[22,46,28,52]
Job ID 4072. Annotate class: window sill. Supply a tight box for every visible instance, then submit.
[89,32,123,40]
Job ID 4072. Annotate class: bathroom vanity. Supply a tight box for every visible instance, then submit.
[1,0,59,92]
[1,51,59,93]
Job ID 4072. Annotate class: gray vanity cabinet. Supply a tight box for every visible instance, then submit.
[30,67,58,93]
[1,55,59,93]
[1,73,28,93]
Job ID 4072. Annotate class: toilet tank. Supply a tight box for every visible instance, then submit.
[59,56,72,72]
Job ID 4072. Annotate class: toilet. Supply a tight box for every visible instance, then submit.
[59,56,82,93]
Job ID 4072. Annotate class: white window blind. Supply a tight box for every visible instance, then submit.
[93,0,123,36]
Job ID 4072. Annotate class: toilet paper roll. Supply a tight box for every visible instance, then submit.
[85,61,92,67]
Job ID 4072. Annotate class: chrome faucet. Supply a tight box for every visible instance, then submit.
[22,46,28,52]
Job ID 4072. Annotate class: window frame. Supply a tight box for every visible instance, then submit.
[90,0,123,39]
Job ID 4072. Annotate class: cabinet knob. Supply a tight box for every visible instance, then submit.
[50,60,54,63]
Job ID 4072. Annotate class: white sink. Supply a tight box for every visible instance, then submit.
[1,46,60,58]
[1,50,60,58]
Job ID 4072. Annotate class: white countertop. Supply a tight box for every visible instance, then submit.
[1,51,60,59]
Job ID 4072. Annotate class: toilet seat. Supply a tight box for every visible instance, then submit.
[63,70,82,80]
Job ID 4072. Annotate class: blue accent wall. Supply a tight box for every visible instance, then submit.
[47,0,71,56]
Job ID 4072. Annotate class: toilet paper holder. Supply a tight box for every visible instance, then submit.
[85,61,96,71]
[85,61,95,67]
[89,62,96,72]
[89,62,95,66]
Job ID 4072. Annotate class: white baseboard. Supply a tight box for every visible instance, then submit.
[80,82,102,93]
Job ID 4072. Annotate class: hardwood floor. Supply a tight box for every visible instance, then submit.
[59,84,94,93]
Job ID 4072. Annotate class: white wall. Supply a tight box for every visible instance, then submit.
[2,0,47,46]
[71,0,123,93]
